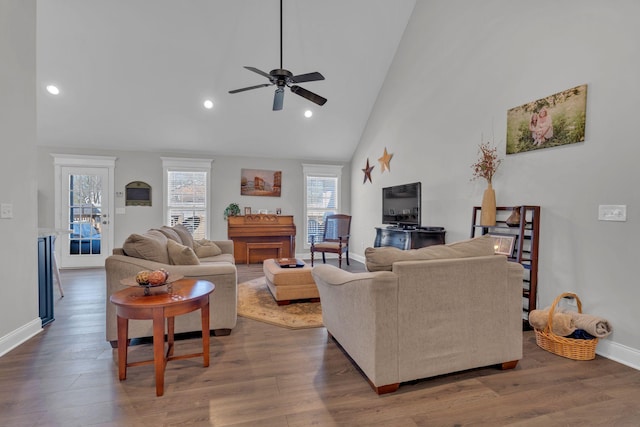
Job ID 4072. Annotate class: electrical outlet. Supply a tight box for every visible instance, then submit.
[598,205,626,221]
[0,203,13,219]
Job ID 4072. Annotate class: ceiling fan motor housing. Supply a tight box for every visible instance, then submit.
[270,69,293,86]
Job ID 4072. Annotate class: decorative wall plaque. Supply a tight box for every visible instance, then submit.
[125,181,152,206]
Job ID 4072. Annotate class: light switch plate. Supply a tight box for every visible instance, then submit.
[598,205,627,221]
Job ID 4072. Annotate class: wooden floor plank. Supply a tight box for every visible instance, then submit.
[0,261,638,426]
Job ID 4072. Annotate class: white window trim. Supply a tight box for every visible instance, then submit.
[302,163,343,249]
[161,157,213,239]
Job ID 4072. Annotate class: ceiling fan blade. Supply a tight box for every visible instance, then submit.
[273,88,285,111]
[290,85,327,106]
[291,72,325,83]
[244,66,272,80]
[229,83,271,94]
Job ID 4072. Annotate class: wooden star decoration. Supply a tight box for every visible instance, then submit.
[378,147,393,173]
[362,158,374,184]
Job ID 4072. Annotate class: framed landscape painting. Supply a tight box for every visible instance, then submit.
[240,168,282,197]
[506,84,587,154]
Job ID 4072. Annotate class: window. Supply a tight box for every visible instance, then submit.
[162,158,213,240]
[303,164,343,247]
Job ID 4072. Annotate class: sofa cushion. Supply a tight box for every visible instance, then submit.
[122,230,170,264]
[167,239,200,265]
[198,253,235,264]
[172,223,195,248]
[365,234,495,272]
[193,239,222,258]
[158,226,183,244]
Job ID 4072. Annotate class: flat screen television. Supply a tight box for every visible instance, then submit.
[382,182,421,228]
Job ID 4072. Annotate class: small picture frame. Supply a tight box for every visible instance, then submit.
[490,233,516,256]
[244,207,252,215]
[276,208,282,215]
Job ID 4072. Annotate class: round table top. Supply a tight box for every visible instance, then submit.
[110,279,214,309]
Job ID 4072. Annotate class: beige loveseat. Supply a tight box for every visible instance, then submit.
[311,235,524,394]
[105,224,238,346]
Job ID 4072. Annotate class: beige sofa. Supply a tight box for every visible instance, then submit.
[311,235,524,394]
[105,224,238,346]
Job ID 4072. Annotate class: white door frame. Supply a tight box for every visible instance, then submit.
[52,154,116,268]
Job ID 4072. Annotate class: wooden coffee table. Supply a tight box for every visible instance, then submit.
[109,279,215,396]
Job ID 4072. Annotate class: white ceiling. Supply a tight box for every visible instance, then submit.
[36,0,415,162]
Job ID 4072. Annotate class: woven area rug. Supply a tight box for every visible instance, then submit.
[237,277,323,329]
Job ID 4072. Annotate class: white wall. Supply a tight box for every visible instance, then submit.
[0,0,41,356]
[37,147,350,256]
[351,0,640,367]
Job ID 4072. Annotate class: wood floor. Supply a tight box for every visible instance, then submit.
[2,260,640,426]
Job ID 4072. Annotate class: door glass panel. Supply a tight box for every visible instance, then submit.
[67,174,102,255]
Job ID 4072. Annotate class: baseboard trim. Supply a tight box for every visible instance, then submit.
[596,339,640,371]
[0,318,42,358]
[351,253,365,264]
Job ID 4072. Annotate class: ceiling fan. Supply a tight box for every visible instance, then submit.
[228,0,327,111]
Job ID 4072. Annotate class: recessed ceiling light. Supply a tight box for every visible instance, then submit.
[46,85,60,95]
[203,99,214,109]
[304,110,313,118]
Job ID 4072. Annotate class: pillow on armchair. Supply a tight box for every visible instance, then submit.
[365,234,495,272]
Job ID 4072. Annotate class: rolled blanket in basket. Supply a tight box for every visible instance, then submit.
[565,312,612,338]
[528,309,576,336]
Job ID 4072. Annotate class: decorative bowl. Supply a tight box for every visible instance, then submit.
[120,274,183,295]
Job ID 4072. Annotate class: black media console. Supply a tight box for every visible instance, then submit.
[373,226,446,250]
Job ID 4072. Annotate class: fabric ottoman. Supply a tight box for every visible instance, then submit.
[263,258,319,305]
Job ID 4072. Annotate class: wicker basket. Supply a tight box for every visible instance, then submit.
[533,292,598,361]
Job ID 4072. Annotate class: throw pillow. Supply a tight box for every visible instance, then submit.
[122,230,170,264]
[365,234,495,272]
[193,239,222,258]
[167,239,200,265]
[172,223,195,248]
[157,226,183,244]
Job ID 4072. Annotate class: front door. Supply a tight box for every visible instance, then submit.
[54,155,115,268]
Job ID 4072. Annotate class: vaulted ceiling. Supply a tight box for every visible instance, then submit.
[36,0,415,162]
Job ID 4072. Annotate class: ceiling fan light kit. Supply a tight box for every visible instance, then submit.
[228,0,327,111]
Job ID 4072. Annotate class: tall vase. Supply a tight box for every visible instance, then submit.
[480,182,496,226]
